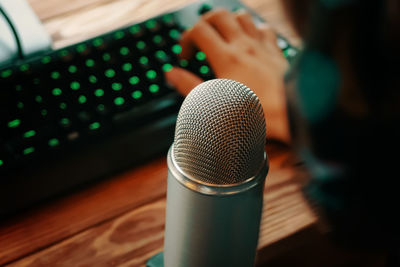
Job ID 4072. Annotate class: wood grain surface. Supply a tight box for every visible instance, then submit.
[27,0,300,49]
[0,158,169,265]
[3,144,317,267]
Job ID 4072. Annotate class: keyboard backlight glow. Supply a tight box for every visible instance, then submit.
[132,90,142,99]
[8,119,20,128]
[23,147,35,155]
[89,122,101,130]
[24,130,36,138]
[48,138,59,147]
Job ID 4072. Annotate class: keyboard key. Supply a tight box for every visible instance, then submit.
[169,29,180,40]
[94,89,105,97]
[196,51,206,61]
[23,130,36,139]
[149,84,160,94]
[146,70,158,80]
[162,63,173,72]
[121,63,133,72]
[114,97,125,106]
[129,76,140,85]
[1,68,13,78]
[48,138,60,147]
[129,25,143,36]
[92,37,104,47]
[111,83,123,91]
[70,81,81,90]
[132,90,143,100]
[105,69,116,78]
[60,118,71,128]
[8,119,21,128]
[171,44,182,54]
[23,146,35,156]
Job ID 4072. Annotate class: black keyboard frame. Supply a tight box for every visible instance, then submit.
[0,0,297,218]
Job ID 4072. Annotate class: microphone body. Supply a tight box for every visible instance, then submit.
[164,148,268,267]
[163,79,268,267]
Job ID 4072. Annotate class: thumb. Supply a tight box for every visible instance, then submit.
[164,67,203,96]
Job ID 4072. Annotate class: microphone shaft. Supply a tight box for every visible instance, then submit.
[164,149,267,267]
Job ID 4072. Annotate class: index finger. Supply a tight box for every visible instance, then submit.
[180,19,228,61]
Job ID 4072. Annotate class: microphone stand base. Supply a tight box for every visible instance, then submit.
[146,252,164,267]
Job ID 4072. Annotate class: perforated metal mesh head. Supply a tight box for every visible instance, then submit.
[173,79,266,185]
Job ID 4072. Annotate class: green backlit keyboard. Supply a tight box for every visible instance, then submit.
[0,0,297,217]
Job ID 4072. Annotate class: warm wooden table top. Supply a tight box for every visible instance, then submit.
[0,1,385,266]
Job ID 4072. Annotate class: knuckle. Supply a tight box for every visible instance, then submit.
[246,46,257,56]
[224,49,241,64]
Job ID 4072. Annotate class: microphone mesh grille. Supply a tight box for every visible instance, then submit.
[173,79,266,185]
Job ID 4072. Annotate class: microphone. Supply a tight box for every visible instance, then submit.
[164,79,269,267]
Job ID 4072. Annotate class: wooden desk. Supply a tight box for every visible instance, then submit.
[0,1,385,266]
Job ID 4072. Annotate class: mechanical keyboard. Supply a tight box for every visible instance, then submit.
[0,0,297,218]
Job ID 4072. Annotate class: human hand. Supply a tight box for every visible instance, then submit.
[165,9,290,143]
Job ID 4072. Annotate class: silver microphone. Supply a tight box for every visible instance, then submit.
[164,79,269,267]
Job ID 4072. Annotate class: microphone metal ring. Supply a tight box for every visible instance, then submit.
[168,146,269,196]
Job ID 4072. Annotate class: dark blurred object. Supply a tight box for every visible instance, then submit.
[284,0,400,254]
[386,248,400,267]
